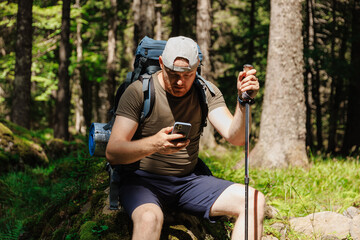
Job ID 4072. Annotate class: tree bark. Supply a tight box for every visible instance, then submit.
[304,0,315,149]
[311,0,323,151]
[247,0,255,63]
[327,0,349,153]
[155,3,162,40]
[133,0,155,49]
[54,0,71,140]
[106,0,118,120]
[342,0,360,154]
[196,0,212,82]
[81,67,92,130]
[73,0,85,134]
[11,0,33,129]
[249,0,308,168]
[170,0,182,37]
[196,0,217,150]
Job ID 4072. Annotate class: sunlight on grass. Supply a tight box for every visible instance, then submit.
[200,148,360,218]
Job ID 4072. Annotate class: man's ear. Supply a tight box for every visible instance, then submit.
[159,56,164,68]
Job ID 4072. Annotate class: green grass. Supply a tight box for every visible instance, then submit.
[200,147,360,219]
[1,139,359,239]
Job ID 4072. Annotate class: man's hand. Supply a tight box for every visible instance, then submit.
[237,68,259,99]
[152,127,190,155]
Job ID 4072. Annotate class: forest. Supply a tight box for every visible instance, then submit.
[1,0,359,157]
[1,0,360,239]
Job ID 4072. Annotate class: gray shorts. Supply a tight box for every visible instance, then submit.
[119,169,234,222]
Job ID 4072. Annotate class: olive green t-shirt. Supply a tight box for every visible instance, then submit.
[116,71,225,176]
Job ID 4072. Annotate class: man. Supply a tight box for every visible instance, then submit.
[106,36,265,240]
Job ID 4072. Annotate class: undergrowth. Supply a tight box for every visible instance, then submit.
[0,147,105,239]
[200,146,360,219]
[1,131,359,239]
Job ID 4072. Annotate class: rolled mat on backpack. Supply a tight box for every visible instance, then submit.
[88,123,111,157]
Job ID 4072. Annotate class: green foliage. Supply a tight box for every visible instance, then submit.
[211,0,270,136]
[91,224,109,237]
[0,122,104,238]
[79,221,98,240]
[201,149,360,220]
[0,220,23,240]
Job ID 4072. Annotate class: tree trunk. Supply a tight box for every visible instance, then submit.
[196,0,217,149]
[54,0,71,140]
[170,0,182,37]
[247,0,255,63]
[313,52,323,150]
[106,0,118,120]
[133,0,155,49]
[310,0,323,151]
[342,0,360,154]
[249,0,308,168]
[327,0,349,153]
[155,3,162,40]
[304,0,315,149]
[196,0,212,82]
[81,67,92,131]
[11,0,33,129]
[73,0,85,134]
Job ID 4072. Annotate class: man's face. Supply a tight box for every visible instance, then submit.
[160,57,197,97]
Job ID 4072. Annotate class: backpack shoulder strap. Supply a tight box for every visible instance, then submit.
[193,74,215,134]
[139,73,155,123]
[196,73,216,96]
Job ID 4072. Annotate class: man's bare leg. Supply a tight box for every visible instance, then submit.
[210,184,266,240]
[131,203,164,240]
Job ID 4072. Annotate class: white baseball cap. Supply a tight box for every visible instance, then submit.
[161,36,199,72]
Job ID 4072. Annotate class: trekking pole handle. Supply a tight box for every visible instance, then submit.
[241,64,254,101]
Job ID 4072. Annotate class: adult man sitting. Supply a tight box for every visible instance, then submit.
[106,36,265,240]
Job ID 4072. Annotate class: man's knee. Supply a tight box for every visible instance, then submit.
[254,190,266,219]
[132,203,164,227]
[234,187,266,217]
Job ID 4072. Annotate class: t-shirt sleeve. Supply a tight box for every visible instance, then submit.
[207,82,226,112]
[115,81,143,123]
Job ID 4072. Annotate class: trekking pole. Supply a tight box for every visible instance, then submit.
[242,64,253,240]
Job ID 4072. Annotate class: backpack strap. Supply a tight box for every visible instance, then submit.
[106,163,121,210]
[106,161,140,210]
[133,57,147,83]
[196,73,216,96]
[193,73,216,134]
[139,74,155,123]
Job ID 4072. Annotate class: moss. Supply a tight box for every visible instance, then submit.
[79,221,98,240]
[46,138,69,160]
[89,191,107,215]
[15,135,49,166]
[51,227,66,240]
[0,122,48,173]
[0,122,13,135]
[102,232,126,240]
[0,119,32,139]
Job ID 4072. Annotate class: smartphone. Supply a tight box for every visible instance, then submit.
[171,122,192,141]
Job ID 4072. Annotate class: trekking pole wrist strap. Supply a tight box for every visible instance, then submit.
[238,95,255,106]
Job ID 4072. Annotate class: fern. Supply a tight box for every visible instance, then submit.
[0,220,23,240]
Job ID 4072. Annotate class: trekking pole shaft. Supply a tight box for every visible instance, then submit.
[244,102,250,240]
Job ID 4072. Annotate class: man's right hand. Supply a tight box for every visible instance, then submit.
[153,127,190,155]
[106,116,190,165]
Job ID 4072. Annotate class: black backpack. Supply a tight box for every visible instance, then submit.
[89,36,215,210]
